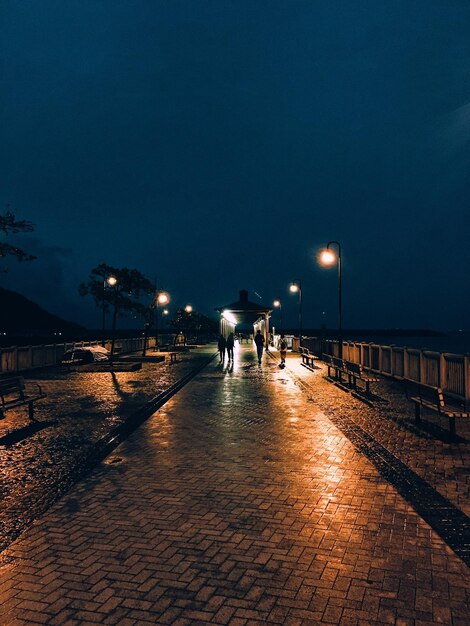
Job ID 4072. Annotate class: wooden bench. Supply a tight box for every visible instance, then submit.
[322,355,345,379]
[322,354,336,378]
[0,376,46,420]
[344,360,380,396]
[300,347,315,368]
[406,381,470,437]
[328,356,348,383]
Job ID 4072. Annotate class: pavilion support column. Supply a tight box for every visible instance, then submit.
[264,313,269,351]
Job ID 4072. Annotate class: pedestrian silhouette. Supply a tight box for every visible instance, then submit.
[279,333,287,369]
[254,330,264,364]
[226,332,235,361]
[217,335,227,362]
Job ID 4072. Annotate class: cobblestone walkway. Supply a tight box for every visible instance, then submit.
[0,345,469,625]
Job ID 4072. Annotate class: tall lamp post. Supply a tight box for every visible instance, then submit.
[184,305,193,346]
[101,273,106,346]
[319,241,342,357]
[107,275,118,361]
[101,273,116,346]
[155,291,170,350]
[289,280,303,347]
[273,300,282,332]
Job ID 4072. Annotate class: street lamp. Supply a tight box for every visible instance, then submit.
[185,304,193,313]
[319,241,342,357]
[107,275,118,361]
[273,299,282,331]
[101,274,118,346]
[289,279,302,346]
[154,291,170,350]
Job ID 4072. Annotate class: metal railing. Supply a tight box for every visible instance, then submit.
[0,337,157,374]
[301,337,470,402]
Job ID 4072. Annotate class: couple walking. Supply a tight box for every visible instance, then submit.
[218,332,234,362]
[218,330,274,366]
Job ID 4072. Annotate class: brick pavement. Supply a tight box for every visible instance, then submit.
[0,344,469,625]
[0,347,214,554]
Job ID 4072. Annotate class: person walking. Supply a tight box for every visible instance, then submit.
[226,332,235,361]
[279,333,287,368]
[217,334,227,362]
[254,330,264,364]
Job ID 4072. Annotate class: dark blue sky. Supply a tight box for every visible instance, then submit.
[1,0,469,331]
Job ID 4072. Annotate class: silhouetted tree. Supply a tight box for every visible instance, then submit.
[0,210,36,268]
[169,309,217,343]
[79,263,154,357]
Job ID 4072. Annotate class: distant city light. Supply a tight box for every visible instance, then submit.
[107,275,117,287]
[185,304,193,313]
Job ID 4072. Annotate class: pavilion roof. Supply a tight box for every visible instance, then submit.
[215,290,272,324]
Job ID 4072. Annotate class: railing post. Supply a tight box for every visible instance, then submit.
[419,349,426,384]
[403,348,409,380]
[439,353,447,390]
[465,354,470,402]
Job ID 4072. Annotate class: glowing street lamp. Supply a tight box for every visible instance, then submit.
[319,241,342,357]
[185,304,193,313]
[154,290,170,349]
[273,299,282,331]
[106,275,118,361]
[101,273,117,346]
[157,292,169,306]
[289,279,303,346]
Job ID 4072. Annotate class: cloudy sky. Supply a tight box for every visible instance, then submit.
[1,0,469,331]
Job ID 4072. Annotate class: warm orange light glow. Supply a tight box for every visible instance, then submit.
[273,299,281,307]
[320,249,336,265]
[185,304,193,313]
[157,292,169,305]
[106,275,117,287]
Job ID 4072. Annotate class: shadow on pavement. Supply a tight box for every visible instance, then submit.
[0,420,56,447]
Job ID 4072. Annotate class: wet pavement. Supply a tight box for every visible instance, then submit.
[0,347,215,553]
[0,345,469,625]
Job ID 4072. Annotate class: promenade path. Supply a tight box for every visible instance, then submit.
[0,344,469,625]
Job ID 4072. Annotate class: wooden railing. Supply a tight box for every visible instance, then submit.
[301,337,470,402]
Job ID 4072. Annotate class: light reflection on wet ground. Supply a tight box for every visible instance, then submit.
[0,347,215,552]
[282,353,470,518]
[0,345,469,624]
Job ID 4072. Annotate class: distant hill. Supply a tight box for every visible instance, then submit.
[0,287,84,333]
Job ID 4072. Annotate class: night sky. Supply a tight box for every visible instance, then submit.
[1,1,469,331]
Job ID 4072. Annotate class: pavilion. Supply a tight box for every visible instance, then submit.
[215,290,272,344]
